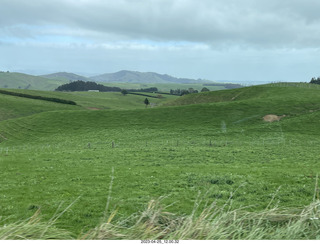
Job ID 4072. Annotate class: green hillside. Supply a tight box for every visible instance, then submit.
[1,84,320,238]
[0,89,177,121]
[166,82,320,106]
[90,70,211,83]
[0,92,81,121]
[41,72,89,82]
[0,72,64,90]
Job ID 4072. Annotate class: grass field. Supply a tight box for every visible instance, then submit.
[0,89,177,121]
[1,83,320,239]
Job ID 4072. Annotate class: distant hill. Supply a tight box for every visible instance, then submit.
[90,70,213,84]
[0,71,64,90]
[0,70,243,90]
[41,72,89,82]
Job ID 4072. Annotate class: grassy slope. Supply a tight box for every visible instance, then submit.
[166,83,320,107]
[40,72,88,82]
[0,89,177,121]
[0,72,65,91]
[1,84,320,236]
[0,93,82,121]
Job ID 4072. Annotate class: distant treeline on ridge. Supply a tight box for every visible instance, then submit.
[310,77,320,85]
[55,80,159,93]
[55,80,121,92]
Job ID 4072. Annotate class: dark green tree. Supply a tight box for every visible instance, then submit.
[310,77,320,85]
[201,87,210,92]
[55,80,121,92]
[121,89,128,95]
[144,98,150,107]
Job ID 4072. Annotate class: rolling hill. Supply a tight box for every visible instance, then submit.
[166,82,320,107]
[0,72,65,90]
[0,88,177,121]
[40,72,89,82]
[40,70,215,84]
[2,70,243,91]
[90,70,215,84]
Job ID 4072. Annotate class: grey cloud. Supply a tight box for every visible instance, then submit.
[1,0,320,49]
[1,0,320,82]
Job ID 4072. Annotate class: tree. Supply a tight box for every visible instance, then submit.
[188,88,195,93]
[310,77,320,85]
[144,98,150,107]
[180,90,190,96]
[201,87,210,92]
[121,89,128,95]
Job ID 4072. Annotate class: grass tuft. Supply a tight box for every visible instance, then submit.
[0,209,73,240]
[2,196,320,240]
[83,196,320,240]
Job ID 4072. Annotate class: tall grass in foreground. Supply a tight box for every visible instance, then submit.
[2,196,320,240]
[84,197,320,240]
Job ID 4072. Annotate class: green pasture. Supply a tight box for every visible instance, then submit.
[0,89,177,121]
[1,84,320,238]
[0,92,82,121]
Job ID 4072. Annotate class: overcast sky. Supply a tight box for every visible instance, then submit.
[1,0,320,83]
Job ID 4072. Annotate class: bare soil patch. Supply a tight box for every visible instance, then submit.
[87,107,101,110]
[263,114,286,122]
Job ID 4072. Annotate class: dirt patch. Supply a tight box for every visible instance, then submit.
[87,107,101,110]
[263,114,286,122]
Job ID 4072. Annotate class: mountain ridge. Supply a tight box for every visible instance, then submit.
[40,72,88,82]
[0,70,243,91]
[89,70,212,84]
[39,70,245,86]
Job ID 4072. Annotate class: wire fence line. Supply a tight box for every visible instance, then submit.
[0,136,319,154]
[265,82,320,89]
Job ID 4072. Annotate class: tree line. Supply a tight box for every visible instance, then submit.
[310,77,320,85]
[56,80,159,93]
[55,80,122,92]
[169,87,211,96]
[127,87,158,93]
[121,87,159,96]
[0,89,77,105]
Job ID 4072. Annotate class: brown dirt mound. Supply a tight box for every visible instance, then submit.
[263,114,286,122]
[87,107,101,110]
